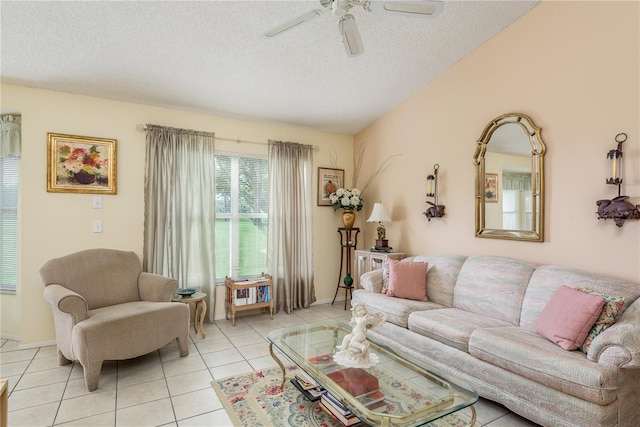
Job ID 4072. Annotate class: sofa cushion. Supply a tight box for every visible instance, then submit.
[534,285,605,351]
[351,290,443,328]
[469,326,618,405]
[386,260,428,301]
[408,308,511,352]
[520,265,640,331]
[577,287,625,354]
[411,254,467,307]
[453,256,537,325]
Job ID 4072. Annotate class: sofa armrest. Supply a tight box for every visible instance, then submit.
[360,270,384,293]
[138,272,179,302]
[588,297,640,368]
[43,284,89,324]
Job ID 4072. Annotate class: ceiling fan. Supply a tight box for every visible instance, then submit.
[264,0,444,57]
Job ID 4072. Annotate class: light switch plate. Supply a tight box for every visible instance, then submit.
[93,196,102,209]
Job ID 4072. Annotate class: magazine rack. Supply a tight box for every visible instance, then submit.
[224,273,273,326]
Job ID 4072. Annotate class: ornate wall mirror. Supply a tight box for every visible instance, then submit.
[473,113,546,241]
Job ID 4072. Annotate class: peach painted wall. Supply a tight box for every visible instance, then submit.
[354,1,640,283]
[0,84,353,345]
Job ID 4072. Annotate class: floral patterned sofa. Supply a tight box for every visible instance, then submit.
[352,254,640,427]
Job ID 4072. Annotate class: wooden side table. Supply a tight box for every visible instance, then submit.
[171,292,207,339]
[0,379,7,427]
[331,227,360,309]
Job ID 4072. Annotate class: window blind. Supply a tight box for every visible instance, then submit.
[215,154,268,280]
[1,156,18,293]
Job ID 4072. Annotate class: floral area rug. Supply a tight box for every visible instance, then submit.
[211,364,472,427]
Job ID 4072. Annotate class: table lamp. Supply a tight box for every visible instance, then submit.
[367,202,391,251]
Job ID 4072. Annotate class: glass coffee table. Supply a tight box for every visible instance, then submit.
[268,320,478,427]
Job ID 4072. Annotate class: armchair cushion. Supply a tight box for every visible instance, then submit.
[40,248,143,309]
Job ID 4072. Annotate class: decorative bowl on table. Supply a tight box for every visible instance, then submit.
[176,288,197,297]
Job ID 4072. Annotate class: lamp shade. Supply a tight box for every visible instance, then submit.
[367,203,391,223]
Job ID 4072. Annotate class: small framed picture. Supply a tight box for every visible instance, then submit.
[318,167,344,206]
[485,173,499,203]
[47,133,117,194]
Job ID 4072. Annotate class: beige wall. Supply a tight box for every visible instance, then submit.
[0,84,353,345]
[3,0,639,345]
[355,1,640,283]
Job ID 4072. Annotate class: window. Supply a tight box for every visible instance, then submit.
[502,190,532,231]
[215,154,268,280]
[1,156,18,293]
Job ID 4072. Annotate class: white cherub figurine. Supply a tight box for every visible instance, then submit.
[334,302,386,368]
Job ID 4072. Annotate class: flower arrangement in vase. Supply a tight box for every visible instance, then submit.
[329,188,363,212]
[330,188,363,229]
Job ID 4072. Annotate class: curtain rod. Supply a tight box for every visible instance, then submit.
[136,124,319,152]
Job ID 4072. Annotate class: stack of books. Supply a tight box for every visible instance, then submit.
[320,389,386,426]
[290,370,324,401]
[319,367,387,426]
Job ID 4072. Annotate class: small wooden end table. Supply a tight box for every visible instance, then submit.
[0,379,7,427]
[171,292,207,338]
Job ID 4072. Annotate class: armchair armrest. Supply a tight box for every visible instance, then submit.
[138,272,178,302]
[361,270,384,293]
[589,297,640,368]
[43,284,89,324]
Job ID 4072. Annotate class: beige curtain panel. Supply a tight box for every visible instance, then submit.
[144,124,216,322]
[267,140,315,314]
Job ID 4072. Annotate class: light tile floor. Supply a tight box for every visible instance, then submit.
[1,303,540,427]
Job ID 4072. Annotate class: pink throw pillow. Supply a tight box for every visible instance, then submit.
[386,259,428,302]
[534,285,606,351]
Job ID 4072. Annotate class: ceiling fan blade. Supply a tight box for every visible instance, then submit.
[367,0,444,18]
[339,14,364,57]
[264,10,323,38]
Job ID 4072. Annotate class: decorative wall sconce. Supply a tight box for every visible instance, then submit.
[596,133,640,227]
[423,163,445,221]
[367,202,392,252]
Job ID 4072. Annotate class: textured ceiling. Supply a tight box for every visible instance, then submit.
[0,1,538,135]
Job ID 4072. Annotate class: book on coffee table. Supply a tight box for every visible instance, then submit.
[321,391,351,416]
[308,353,334,364]
[290,377,324,401]
[327,367,379,397]
[319,400,365,426]
[323,389,386,414]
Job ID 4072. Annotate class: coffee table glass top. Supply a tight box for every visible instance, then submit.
[268,320,478,427]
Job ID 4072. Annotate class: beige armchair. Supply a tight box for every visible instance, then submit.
[41,248,190,391]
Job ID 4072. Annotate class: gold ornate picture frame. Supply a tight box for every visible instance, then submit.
[47,133,117,194]
[317,167,344,206]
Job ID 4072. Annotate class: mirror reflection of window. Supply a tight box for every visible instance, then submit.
[502,171,532,230]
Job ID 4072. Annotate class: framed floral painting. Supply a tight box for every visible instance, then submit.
[318,167,344,206]
[484,173,498,203]
[47,133,117,194]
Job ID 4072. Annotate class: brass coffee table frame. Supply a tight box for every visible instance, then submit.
[268,321,477,427]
